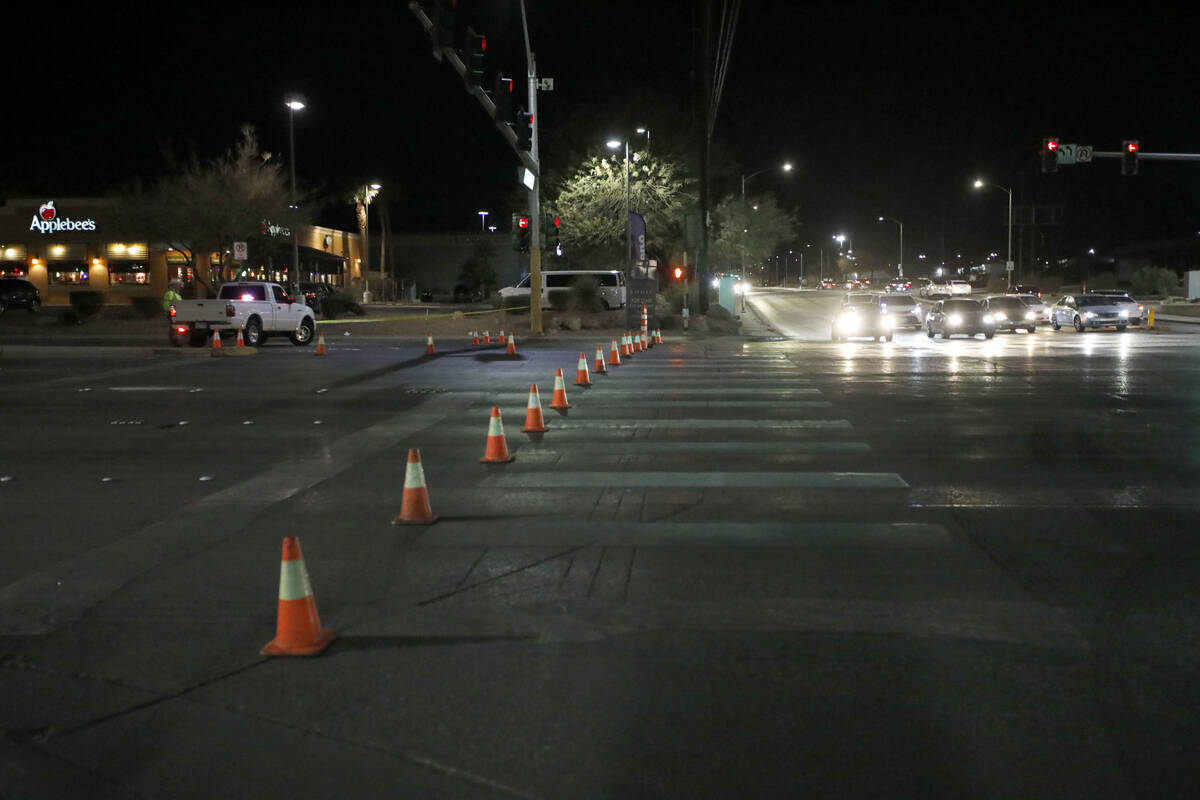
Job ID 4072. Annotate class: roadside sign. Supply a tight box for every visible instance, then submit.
[1056,143,1078,165]
[538,78,554,91]
[1006,260,1014,272]
[233,241,248,261]
[1076,145,1093,163]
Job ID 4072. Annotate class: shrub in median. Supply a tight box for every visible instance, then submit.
[320,290,366,319]
[131,296,161,318]
[69,291,103,317]
[1131,266,1178,297]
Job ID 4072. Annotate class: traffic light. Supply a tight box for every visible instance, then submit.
[1121,140,1139,175]
[462,27,486,88]
[673,266,684,280]
[491,74,513,122]
[513,110,533,151]
[1041,138,1059,173]
[512,214,530,252]
[414,0,455,55]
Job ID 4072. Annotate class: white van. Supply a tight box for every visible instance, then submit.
[498,270,626,309]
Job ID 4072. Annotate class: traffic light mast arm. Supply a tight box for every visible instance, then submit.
[520,0,543,334]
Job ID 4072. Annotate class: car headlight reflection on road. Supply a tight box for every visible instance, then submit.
[982,314,995,325]
[948,314,963,326]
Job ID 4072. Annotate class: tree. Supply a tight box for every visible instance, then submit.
[709,192,798,273]
[116,126,300,296]
[549,149,693,267]
[456,239,499,299]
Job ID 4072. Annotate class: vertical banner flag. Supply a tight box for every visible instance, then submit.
[629,213,647,265]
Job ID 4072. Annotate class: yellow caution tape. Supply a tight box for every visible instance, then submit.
[316,306,529,325]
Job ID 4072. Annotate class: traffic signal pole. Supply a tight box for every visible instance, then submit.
[521,0,543,334]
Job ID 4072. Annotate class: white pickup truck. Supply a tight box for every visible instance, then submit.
[169,281,317,347]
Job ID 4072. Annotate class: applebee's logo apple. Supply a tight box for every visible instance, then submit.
[29,201,96,234]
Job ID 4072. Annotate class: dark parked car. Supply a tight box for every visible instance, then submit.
[299,282,335,314]
[925,298,996,339]
[0,277,41,315]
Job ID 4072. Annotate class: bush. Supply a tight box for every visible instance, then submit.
[662,282,696,313]
[566,276,606,313]
[1088,272,1117,290]
[320,290,366,319]
[69,291,103,317]
[131,296,161,318]
[1131,266,1178,297]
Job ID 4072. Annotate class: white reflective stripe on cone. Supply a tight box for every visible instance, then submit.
[489,414,505,435]
[528,391,541,409]
[404,459,427,489]
[279,559,314,601]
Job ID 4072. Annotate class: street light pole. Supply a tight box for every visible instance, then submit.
[973,179,1014,289]
[878,216,904,277]
[739,162,792,278]
[607,130,649,283]
[284,94,305,296]
[358,183,381,302]
[478,210,489,232]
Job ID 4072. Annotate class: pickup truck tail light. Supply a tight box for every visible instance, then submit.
[168,306,176,318]
[225,303,236,317]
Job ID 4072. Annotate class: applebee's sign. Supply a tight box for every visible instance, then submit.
[30,201,97,234]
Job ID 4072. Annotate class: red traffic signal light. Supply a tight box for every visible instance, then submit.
[518,216,529,229]
[1041,137,1059,174]
[673,266,684,279]
[1122,139,1139,175]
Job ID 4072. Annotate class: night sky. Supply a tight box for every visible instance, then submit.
[5,1,1197,272]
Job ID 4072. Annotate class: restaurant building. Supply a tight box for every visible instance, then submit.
[0,197,363,305]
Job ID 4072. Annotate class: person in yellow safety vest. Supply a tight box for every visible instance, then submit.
[161,281,183,318]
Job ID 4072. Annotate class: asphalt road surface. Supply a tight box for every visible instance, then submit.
[2,302,1198,798]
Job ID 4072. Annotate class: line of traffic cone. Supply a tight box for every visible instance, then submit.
[426,332,436,355]
[261,536,335,656]
[236,327,246,347]
[211,329,222,349]
[550,368,571,409]
[471,329,480,345]
[483,329,491,344]
[574,353,591,387]
[499,329,506,343]
[594,344,607,374]
[506,333,518,356]
[609,338,622,366]
[394,448,438,525]
[315,331,327,355]
[522,384,548,432]
[654,328,663,344]
[480,406,516,463]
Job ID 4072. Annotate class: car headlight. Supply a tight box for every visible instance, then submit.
[993,311,1007,321]
[1118,309,1129,318]
[838,316,859,332]
[881,314,894,328]
[948,314,962,326]
[982,314,995,324]
[1025,311,1036,320]
[1083,311,1095,319]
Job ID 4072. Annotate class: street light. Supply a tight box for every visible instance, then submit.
[607,128,650,281]
[284,93,305,295]
[877,216,904,277]
[739,161,792,276]
[357,182,382,302]
[973,178,1013,289]
[478,210,489,232]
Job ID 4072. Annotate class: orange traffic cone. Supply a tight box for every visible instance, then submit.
[426,332,436,355]
[635,330,644,352]
[654,328,663,344]
[609,338,622,366]
[522,384,548,432]
[594,344,608,374]
[471,329,480,345]
[261,536,335,656]
[315,331,327,355]
[575,352,591,387]
[506,333,518,356]
[483,329,491,344]
[211,329,222,349]
[393,448,438,525]
[551,368,571,409]
[236,327,246,347]
[499,329,506,343]
[480,406,516,463]
[641,330,649,350]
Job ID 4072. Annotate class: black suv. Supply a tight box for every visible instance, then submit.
[0,277,41,315]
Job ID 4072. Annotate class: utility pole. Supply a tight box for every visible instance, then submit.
[520,0,543,333]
